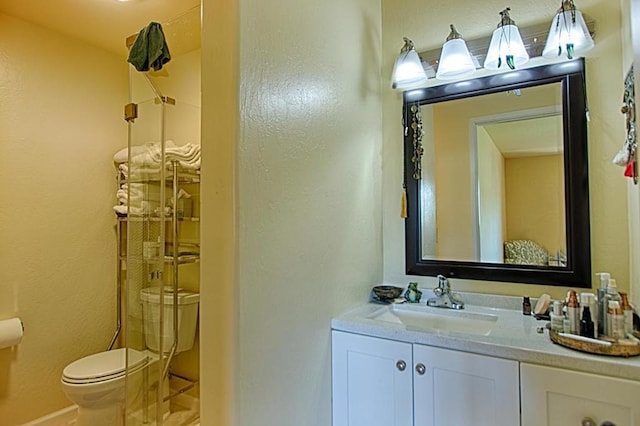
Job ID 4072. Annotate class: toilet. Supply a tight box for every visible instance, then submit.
[61,288,200,426]
[61,348,149,426]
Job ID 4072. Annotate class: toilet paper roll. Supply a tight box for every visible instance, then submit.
[0,318,23,349]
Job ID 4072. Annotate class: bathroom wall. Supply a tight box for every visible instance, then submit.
[477,127,505,263]
[505,154,566,254]
[200,0,384,424]
[0,13,127,424]
[382,0,630,299]
[620,0,640,307]
[199,1,238,424]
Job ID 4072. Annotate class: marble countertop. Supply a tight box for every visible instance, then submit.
[331,292,640,381]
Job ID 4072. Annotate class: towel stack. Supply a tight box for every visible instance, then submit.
[113,183,154,216]
[113,141,200,216]
[113,140,201,178]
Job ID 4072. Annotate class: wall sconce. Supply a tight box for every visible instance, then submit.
[542,0,594,59]
[484,8,529,70]
[391,37,429,90]
[436,25,476,80]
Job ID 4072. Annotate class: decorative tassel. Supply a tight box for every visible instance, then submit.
[401,186,408,218]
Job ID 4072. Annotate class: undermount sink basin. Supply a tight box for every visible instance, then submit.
[368,304,498,336]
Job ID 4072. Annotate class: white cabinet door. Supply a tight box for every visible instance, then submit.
[332,331,413,426]
[413,344,520,426]
[521,363,640,426]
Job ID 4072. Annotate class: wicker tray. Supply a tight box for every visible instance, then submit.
[549,329,640,357]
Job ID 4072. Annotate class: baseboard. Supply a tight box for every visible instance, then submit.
[21,405,77,426]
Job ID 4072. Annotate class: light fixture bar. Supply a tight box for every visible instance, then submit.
[418,17,595,72]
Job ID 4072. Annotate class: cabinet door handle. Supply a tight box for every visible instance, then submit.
[581,419,617,426]
[415,363,426,375]
[396,360,406,371]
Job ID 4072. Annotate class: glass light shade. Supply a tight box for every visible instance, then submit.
[484,24,529,70]
[392,49,428,90]
[436,38,476,80]
[542,9,594,59]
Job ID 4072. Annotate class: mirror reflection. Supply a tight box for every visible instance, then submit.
[420,83,567,267]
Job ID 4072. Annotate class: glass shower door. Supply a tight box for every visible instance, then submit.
[123,66,201,426]
[124,68,169,425]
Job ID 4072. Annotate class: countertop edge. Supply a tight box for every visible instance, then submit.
[332,303,640,382]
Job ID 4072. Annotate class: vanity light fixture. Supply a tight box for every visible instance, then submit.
[436,25,476,80]
[391,37,429,90]
[484,8,529,70]
[542,0,594,60]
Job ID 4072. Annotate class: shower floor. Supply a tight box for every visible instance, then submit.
[163,409,199,426]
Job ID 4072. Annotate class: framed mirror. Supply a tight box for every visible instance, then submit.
[403,59,591,287]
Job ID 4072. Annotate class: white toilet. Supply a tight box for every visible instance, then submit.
[61,348,149,426]
[61,288,200,426]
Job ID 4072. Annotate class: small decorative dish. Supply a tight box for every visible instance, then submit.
[371,286,404,304]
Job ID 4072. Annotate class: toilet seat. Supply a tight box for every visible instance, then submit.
[62,348,148,385]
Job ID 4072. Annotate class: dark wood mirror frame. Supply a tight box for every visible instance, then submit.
[403,59,591,287]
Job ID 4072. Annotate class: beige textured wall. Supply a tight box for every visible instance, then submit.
[383,0,629,299]
[505,154,566,255]
[229,0,383,425]
[199,0,238,424]
[0,13,127,424]
[620,0,640,307]
[477,128,505,263]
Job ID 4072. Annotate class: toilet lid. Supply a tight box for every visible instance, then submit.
[63,348,147,383]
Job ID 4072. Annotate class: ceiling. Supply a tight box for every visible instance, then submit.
[484,115,564,158]
[0,0,201,57]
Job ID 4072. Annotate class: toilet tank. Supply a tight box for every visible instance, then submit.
[140,287,199,354]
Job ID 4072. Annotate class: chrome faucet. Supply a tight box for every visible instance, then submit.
[426,275,464,309]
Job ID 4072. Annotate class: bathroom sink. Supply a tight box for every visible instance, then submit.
[368,304,497,336]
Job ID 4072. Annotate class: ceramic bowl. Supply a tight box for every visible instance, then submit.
[372,285,403,301]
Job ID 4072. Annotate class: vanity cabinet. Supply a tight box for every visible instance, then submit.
[412,344,519,426]
[521,363,640,426]
[332,331,520,426]
[332,331,413,426]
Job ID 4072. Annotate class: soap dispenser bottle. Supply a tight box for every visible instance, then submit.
[604,278,622,337]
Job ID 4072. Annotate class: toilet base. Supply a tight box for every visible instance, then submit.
[75,404,124,426]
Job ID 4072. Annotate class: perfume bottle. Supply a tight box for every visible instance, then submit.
[579,305,595,338]
[567,290,580,334]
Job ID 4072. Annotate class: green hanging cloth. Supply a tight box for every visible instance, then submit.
[127,22,171,72]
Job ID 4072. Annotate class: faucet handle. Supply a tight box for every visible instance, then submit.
[436,275,450,291]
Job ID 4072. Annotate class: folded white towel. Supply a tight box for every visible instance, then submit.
[113,140,179,164]
[114,140,201,165]
[113,205,144,216]
[119,159,200,178]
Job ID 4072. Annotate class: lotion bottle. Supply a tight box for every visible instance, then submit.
[608,300,624,340]
[606,279,621,337]
[550,300,564,332]
[620,292,634,336]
